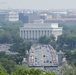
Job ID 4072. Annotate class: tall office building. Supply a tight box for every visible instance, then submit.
[19,12,40,23]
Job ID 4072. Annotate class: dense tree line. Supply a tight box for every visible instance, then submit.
[0,20,23,26]
[0,66,57,75]
[57,33,76,50]
[64,50,76,67]
[0,58,17,74]
[0,66,8,75]
[38,35,56,48]
[38,33,76,50]
[0,25,23,44]
[10,40,32,58]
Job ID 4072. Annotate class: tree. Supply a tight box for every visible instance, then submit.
[0,66,8,75]
[63,66,76,75]
[0,23,23,44]
[0,20,23,26]
[10,40,32,57]
[45,71,57,75]
[50,35,56,49]
[4,54,23,64]
[10,42,27,57]
[38,35,56,48]
[57,34,66,49]
[24,40,32,50]
[0,52,6,58]
[65,34,76,48]
[0,32,13,44]
[18,42,27,57]
[0,58,17,74]
[38,35,51,44]
[57,33,76,50]
[11,68,57,75]
[64,50,76,67]
[34,69,43,75]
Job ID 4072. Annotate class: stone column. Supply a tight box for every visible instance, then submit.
[36,31,37,40]
[28,30,30,39]
[34,30,36,40]
[45,30,46,36]
[43,30,46,36]
[29,30,31,39]
[39,31,40,38]
[24,31,25,39]
[42,30,43,36]
[32,30,34,39]
[37,30,39,39]
[25,31,27,39]
[39,30,42,37]
[48,30,50,36]
[22,30,24,39]
[27,30,28,39]
[46,30,48,36]
[31,30,33,39]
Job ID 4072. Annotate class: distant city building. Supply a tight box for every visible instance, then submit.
[44,18,76,25]
[0,12,8,20]
[19,12,40,23]
[53,11,67,15]
[0,11,19,21]
[28,44,58,70]
[40,14,52,20]
[20,22,62,40]
[46,15,52,20]
[19,12,28,23]
[39,14,47,20]
[7,11,19,21]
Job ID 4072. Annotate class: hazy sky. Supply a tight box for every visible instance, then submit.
[0,0,76,10]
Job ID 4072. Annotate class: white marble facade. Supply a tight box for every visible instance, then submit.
[20,23,62,40]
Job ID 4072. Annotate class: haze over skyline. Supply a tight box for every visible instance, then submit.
[0,0,76,10]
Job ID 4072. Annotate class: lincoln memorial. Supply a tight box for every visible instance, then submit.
[20,23,62,40]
